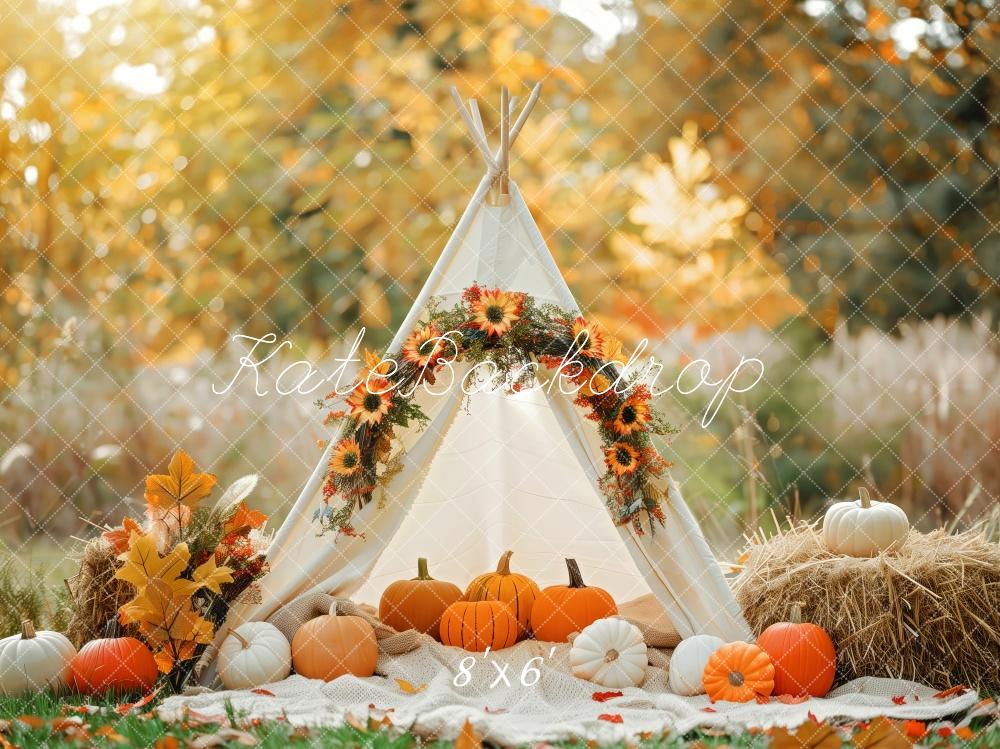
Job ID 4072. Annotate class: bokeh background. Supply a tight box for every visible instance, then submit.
[2,0,998,599]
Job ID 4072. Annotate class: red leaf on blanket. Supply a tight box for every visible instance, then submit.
[777,694,809,704]
[597,713,623,723]
[591,691,624,703]
[701,707,716,713]
[891,695,906,705]
[808,711,820,723]
[116,688,161,715]
[251,688,275,697]
[932,685,968,699]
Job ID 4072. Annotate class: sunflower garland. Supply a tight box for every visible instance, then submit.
[315,284,675,537]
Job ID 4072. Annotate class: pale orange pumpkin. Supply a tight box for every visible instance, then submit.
[291,613,378,681]
[702,642,775,703]
[756,602,836,697]
[439,600,518,652]
[379,558,462,640]
[464,550,540,635]
[529,559,617,643]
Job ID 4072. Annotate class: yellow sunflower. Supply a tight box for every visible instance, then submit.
[329,438,362,476]
[402,323,446,368]
[571,317,606,359]
[612,394,652,435]
[605,442,640,476]
[347,377,393,425]
[470,289,524,337]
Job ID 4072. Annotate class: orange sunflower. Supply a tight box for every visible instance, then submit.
[612,393,652,435]
[402,323,447,368]
[571,317,606,359]
[470,289,524,337]
[329,438,362,476]
[605,442,641,476]
[347,377,393,425]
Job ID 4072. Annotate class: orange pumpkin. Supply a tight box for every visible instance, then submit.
[439,600,518,652]
[68,637,157,695]
[291,613,378,681]
[756,602,836,697]
[379,558,462,640]
[702,642,775,703]
[464,550,540,635]
[529,558,617,643]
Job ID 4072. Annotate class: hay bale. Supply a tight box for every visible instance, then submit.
[734,524,1000,693]
[65,539,136,647]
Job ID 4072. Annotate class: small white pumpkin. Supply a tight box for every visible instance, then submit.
[667,634,724,696]
[823,487,909,557]
[569,617,647,689]
[218,622,291,690]
[0,619,77,696]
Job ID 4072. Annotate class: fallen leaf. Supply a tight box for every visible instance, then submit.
[777,694,809,704]
[955,726,974,740]
[454,719,482,749]
[891,695,906,705]
[483,706,508,714]
[250,688,275,696]
[769,720,841,749]
[901,720,925,739]
[936,726,954,738]
[701,707,717,713]
[345,713,367,733]
[154,737,180,749]
[597,713,623,723]
[852,716,910,749]
[591,690,624,703]
[932,685,968,699]
[16,715,45,729]
[188,728,258,747]
[116,687,162,714]
[395,678,427,694]
[95,725,127,744]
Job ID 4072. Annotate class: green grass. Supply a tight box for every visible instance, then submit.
[0,692,997,749]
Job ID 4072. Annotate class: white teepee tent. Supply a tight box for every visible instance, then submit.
[217,87,750,659]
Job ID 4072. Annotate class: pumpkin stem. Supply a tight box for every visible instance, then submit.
[728,670,745,687]
[858,487,872,508]
[21,619,36,639]
[496,550,514,575]
[790,602,804,624]
[415,557,432,580]
[604,649,620,663]
[228,628,251,649]
[565,558,586,589]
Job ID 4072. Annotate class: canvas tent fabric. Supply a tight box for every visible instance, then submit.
[199,99,751,680]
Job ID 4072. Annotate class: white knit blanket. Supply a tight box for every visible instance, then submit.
[159,637,978,744]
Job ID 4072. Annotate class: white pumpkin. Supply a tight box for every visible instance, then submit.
[569,617,647,688]
[667,634,724,696]
[218,622,291,690]
[0,619,77,696]
[823,487,909,557]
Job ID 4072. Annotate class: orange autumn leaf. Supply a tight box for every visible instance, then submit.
[852,717,910,749]
[454,719,483,749]
[395,678,427,694]
[597,713,623,723]
[768,721,840,749]
[224,502,267,534]
[102,517,142,554]
[145,450,216,510]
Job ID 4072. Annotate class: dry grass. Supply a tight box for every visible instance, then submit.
[64,538,135,648]
[734,519,1000,693]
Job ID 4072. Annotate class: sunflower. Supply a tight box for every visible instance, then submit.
[470,289,524,337]
[346,377,393,425]
[605,442,640,476]
[329,438,363,476]
[612,393,652,435]
[571,317,606,359]
[402,323,447,368]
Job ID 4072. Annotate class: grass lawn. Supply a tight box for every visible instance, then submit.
[0,692,997,749]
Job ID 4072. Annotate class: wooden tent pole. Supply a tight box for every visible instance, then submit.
[494,86,511,205]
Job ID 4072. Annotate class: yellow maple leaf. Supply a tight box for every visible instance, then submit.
[124,579,215,671]
[172,556,234,598]
[115,533,190,591]
[145,450,217,510]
